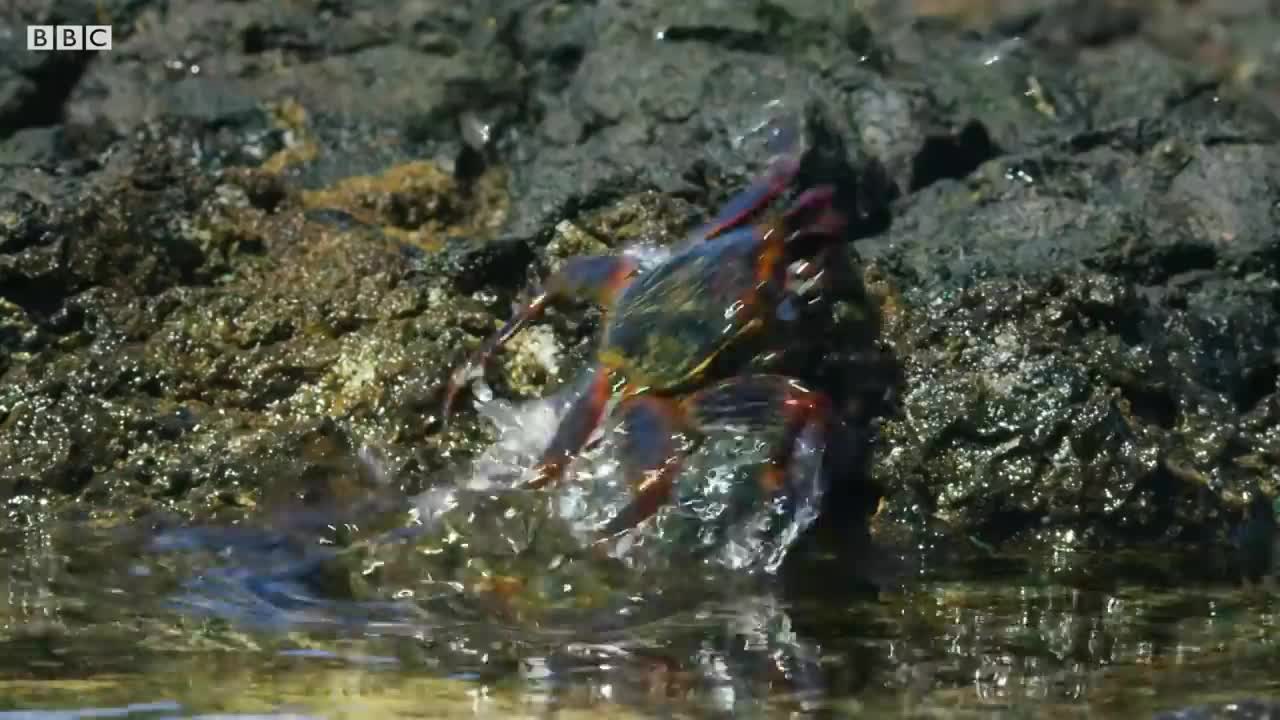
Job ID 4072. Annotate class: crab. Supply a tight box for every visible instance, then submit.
[440,153,850,540]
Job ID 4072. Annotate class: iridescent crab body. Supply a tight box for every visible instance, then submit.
[604,225,783,386]
[442,155,848,540]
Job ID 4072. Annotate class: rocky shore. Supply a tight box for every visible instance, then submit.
[2,0,1277,578]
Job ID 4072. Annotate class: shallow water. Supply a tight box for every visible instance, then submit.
[1,507,1278,719]
[2,391,1277,720]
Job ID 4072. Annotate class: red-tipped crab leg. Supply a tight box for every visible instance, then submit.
[596,394,692,538]
[738,184,845,297]
[781,186,844,236]
[684,374,832,496]
[525,364,617,490]
[778,186,850,296]
[696,154,803,241]
[598,374,832,539]
[440,255,638,426]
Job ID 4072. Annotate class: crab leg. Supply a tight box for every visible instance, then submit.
[781,185,842,233]
[683,374,832,496]
[597,395,693,537]
[440,255,638,424]
[773,186,850,297]
[695,155,802,241]
[525,363,617,489]
[599,375,832,538]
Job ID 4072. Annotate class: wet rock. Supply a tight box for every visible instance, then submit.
[0,0,1277,581]
[492,0,901,240]
[1,1,101,137]
[61,0,524,159]
[0,105,499,513]
[864,91,1280,550]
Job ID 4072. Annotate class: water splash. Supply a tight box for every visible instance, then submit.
[427,370,828,577]
[143,236,833,714]
[730,98,803,157]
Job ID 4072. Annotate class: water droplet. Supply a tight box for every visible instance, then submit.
[459,111,493,151]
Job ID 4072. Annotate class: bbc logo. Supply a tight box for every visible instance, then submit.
[27,25,113,51]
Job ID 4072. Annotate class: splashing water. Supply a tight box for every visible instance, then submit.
[135,129,835,713]
[397,218,830,577]
[427,365,829,577]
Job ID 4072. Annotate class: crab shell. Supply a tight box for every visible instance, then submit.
[599,225,785,391]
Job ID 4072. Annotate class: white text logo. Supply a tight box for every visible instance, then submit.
[27,25,113,51]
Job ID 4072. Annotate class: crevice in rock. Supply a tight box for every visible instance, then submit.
[239,23,390,61]
[658,26,770,52]
[438,235,538,296]
[0,273,72,320]
[908,121,998,192]
[547,45,585,76]
[0,54,94,139]
[1118,381,1179,429]
[57,458,95,496]
[1109,463,1188,543]
[975,507,1044,545]
[1235,362,1278,414]
[1121,242,1219,285]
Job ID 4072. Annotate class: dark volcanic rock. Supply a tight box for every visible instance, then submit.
[0,0,1276,578]
[863,90,1280,549]
[493,0,912,240]
[0,0,160,138]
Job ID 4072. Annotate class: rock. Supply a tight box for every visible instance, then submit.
[0,0,161,137]
[0,0,1275,577]
[862,77,1280,549]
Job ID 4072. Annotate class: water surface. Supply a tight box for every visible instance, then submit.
[2,495,1276,718]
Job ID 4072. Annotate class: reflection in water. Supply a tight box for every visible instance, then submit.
[1,501,1279,716]
[1,396,1277,717]
[142,382,837,715]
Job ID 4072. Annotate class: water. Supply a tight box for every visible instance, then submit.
[2,516,1278,717]
[1,384,1277,718]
